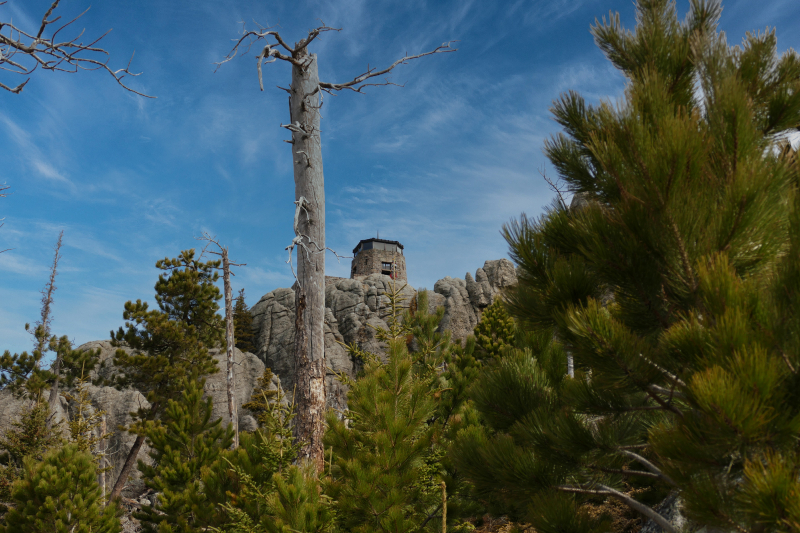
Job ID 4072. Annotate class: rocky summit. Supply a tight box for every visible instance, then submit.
[251,258,517,411]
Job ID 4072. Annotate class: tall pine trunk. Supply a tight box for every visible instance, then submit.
[290,49,326,472]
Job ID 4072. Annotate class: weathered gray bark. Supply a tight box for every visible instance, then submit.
[100,414,107,501]
[222,246,239,449]
[290,48,327,472]
[45,354,62,430]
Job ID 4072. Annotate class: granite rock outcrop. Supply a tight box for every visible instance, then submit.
[250,259,517,404]
[0,340,279,498]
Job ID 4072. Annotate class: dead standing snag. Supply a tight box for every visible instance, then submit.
[218,22,455,471]
[198,232,246,450]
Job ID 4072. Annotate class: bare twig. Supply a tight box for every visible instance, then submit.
[318,41,458,93]
[540,165,568,209]
[0,0,153,96]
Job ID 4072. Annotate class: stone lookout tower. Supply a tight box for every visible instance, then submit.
[350,238,407,282]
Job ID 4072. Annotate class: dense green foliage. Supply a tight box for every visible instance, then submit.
[0,402,59,515]
[0,443,121,533]
[326,335,440,533]
[325,285,485,533]
[473,298,515,360]
[0,327,101,401]
[453,0,800,531]
[233,288,256,354]
[109,249,223,431]
[206,378,333,533]
[137,378,234,532]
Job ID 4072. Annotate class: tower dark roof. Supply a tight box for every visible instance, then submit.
[352,238,404,254]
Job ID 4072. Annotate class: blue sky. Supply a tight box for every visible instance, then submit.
[2,0,799,353]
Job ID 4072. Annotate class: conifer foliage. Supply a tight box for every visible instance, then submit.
[233,288,255,354]
[454,0,800,530]
[325,286,481,533]
[205,377,333,533]
[0,402,59,515]
[0,443,121,533]
[473,298,515,361]
[108,249,224,500]
[136,378,233,533]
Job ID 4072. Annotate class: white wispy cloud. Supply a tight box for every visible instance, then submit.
[0,114,77,192]
[0,252,49,277]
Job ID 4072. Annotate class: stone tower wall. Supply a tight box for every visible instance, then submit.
[350,248,407,282]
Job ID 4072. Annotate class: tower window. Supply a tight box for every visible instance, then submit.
[381,262,392,270]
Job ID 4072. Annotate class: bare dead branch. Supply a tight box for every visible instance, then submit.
[540,166,569,209]
[196,232,246,269]
[0,1,153,96]
[617,449,678,487]
[294,22,340,52]
[216,23,453,96]
[556,484,676,533]
[215,22,303,73]
[318,41,457,93]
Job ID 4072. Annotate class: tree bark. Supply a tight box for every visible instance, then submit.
[222,247,239,449]
[45,353,62,430]
[108,433,146,502]
[100,414,107,502]
[290,49,327,473]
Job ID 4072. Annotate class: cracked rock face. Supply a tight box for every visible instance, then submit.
[251,259,517,406]
[0,340,278,499]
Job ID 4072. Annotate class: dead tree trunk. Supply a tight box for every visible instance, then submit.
[100,414,107,501]
[197,233,245,450]
[289,49,327,471]
[222,246,239,449]
[217,23,455,472]
[42,231,63,428]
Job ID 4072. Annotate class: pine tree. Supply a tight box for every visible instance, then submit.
[62,364,113,501]
[136,377,233,533]
[204,381,331,533]
[107,249,224,501]
[233,288,255,353]
[0,443,121,533]
[324,285,482,533]
[325,335,440,533]
[0,337,102,515]
[0,402,60,515]
[454,0,800,531]
[473,298,515,361]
